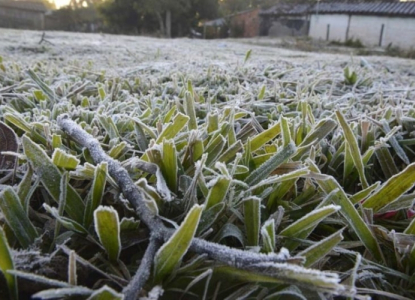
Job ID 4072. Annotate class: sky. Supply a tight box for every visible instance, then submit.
[54,0,71,8]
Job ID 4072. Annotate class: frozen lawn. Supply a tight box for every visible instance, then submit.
[2,28,415,105]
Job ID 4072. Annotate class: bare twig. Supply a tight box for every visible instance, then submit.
[123,236,162,300]
[39,32,54,45]
[57,114,307,296]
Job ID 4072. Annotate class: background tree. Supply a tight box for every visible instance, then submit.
[98,0,219,37]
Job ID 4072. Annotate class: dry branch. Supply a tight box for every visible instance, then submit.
[57,114,301,295]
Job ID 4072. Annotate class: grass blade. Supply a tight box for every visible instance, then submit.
[362,162,415,212]
[280,205,340,251]
[184,91,197,130]
[245,142,296,186]
[298,229,344,267]
[22,135,85,223]
[52,148,80,170]
[244,197,261,247]
[205,176,231,209]
[161,139,178,193]
[0,187,38,248]
[250,121,280,152]
[87,286,123,300]
[335,111,368,188]
[261,219,276,253]
[308,164,383,261]
[154,204,203,282]
[156,113,189,143]
[0,227,17,300]
[84,162,108,228]
[94,206,121,263]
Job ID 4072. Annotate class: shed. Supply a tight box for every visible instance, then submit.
[260,3,312,37]
[203,8,260,39]
[0,0,48,30]
[309,2,415,48]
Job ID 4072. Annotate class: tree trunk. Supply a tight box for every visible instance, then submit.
[165,10,171,38]
[156,12,165,37]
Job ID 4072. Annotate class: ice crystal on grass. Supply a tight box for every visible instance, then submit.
[1,28,415,299]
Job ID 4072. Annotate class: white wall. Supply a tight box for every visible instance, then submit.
[381,17,415,49]
[309,13,415,49]
[347,15,384,46]
[309,14,349,42]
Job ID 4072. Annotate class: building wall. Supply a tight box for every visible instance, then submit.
[348,15,385,46]
[309,13,415,49]
[309,14,349,42]
[231,8,260,38]
[0,7,44,30]
[350,16,415,48]
[267,17,309,37]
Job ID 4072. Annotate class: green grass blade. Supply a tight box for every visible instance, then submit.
[161,139,178,193]
[249,167,309,191]
[244,49,252,64]
[108,141,128,159]
[96,115,120,140]
[335,111,368,188]
[94,206,121,263]
[0,227,17,300]
[293,118,337,159]
[214,265,347,295]
[244,197,261,247]
[258,85,266,100]
[27,69,55,102]
[308,160,383,262]
[52,148,80,170]
[375,147,399,178]
[280,116,291,147]
[205,176,231,209]
[250,121,280,152]
[87,286,123,300]
[261,219,276,253]
[154,204,203,283]
[404,217,415,235]
[156,113,189,143]
[205,134,226,167]
[22,135,85,223]
[381,120,410,165]
[217,140,243,164]
[44,204,88,235]
[280,205,340,251]
[245,142,296,187]
[84,162,108,228]
[184,91,197,130]
[350,182,380,205]
[17,165,33,211]
[197,203,225,235]
[0,187,38,248]
[298,229,344,267]
[362,162,415,212]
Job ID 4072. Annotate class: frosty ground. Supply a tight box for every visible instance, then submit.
[2,28,415,108]
[2,28,415,299]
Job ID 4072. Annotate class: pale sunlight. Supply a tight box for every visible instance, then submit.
[54,0,70,8]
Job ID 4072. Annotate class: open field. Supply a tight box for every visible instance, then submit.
[1,28,415,299]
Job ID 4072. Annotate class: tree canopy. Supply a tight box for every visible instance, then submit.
[98,0,219,37]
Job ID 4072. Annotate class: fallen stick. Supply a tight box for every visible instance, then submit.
[57,114,347,298]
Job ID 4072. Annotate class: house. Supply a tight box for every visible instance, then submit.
[0,0,48,30]
[203,8,260,39]
[231,8,260,38]
[261,1,415,49]
[259,3,312,37]
[309,2,415,48]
